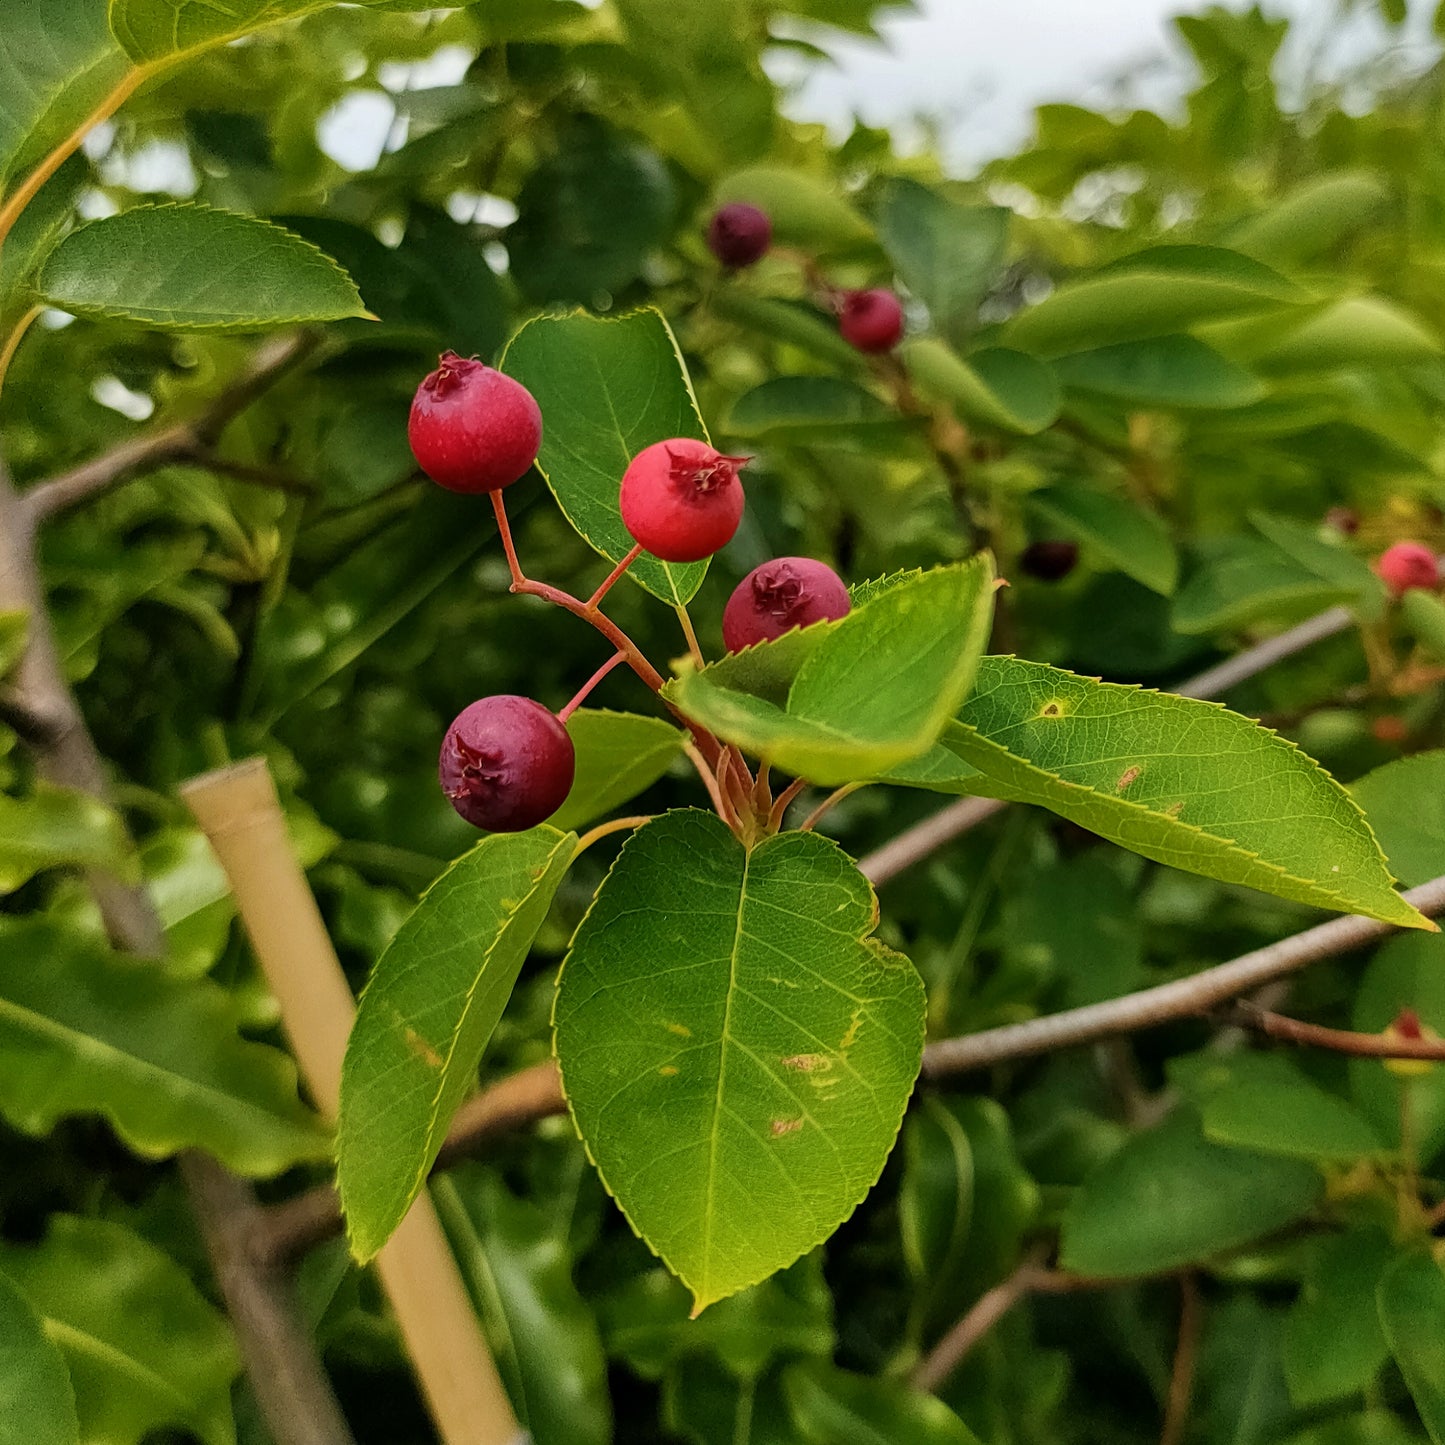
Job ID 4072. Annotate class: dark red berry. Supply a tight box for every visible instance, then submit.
[409,352,542,494]
[1375,541,1440,597]
[838,288,904,353]
[1325,505,1360,536]
[439,695,574,832]
[722,557,852,652]
[1019,539,1079,582]
[707,203,772,268]
[619,439,747,563]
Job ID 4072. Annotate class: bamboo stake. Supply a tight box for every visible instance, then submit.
[181,759,525,1445]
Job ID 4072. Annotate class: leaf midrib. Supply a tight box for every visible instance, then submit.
[44,1316,196,1419]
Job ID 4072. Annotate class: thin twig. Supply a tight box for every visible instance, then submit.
[857,604,1361,889]
[1223,1001,1445,1059]
[1160,1275,1202,1445]
[921,875,1445,1077]
[23,331,318,522]
[799,782,863,832]
[257,1061,567,1266]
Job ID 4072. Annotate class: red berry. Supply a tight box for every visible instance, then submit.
[439,695,574,832]
[1019,539,1079,582]
[409,352,542,494]
[619,439,747,563]
[838,288,905,353]
[1372,715,1409,745]
[707,203,772,268]
[722,557,852,651]
[1375,541,1441,597]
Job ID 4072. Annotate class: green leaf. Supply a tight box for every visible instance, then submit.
[0,609,25,675]
[1248,298,1440,373]
[713,167,873,251]
[944,657,1428,929]
[900,1095,973,1290]
[782,1361,984,1445]
[665,558,995,786]
[0,1268,78,1445]
[0,783,137,892]
[1354,752,1445,887]
[875,179,1008,339]
[1173,537,1361,634]
[1230,172,1391,266]
[904,339,1062,434]
[1283,1228,1394,1406]
[0,919,326,1175]
[1279,1414,1427,1445]
[502,309,711,606]
[726,376,913,449]
[709,292,866,371]
[1004,245,1301,357]
[1059,1109,1322,1276]
[1250,511,1384,605]
[0,0,130,192]
[1053,335,1265,409]
[1348,933,1445,1162]
[0,1217,239,1445]
[38,204,366,331]
[553,810,925,1312]
[0,156,84,327]
[1378,1252,1445,1444]
[1403,590,1445,662]
[510,118,675,303]
[551,709,683,833]
[434,1170,612,1445]
[1172,1051,1385,1162]
[338,826,575,1261]
[1028,486,1179,594]
[665,1359,796,1445]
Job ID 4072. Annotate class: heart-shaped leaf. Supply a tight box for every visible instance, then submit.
[554,810,925,1313]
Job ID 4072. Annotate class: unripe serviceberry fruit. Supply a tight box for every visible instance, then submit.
[439,695,574,832]
[1019,539,1079,582]
[707,203,771,268]
[409,351,542,494]
[619,439,748,563]
[722,557,852,652]
[838,288,905,353]
[1374,541,1441,597]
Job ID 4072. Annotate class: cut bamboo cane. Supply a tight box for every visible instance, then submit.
[182,758,525,1445]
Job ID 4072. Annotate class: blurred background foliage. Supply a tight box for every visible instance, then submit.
[5,0,1445,1441]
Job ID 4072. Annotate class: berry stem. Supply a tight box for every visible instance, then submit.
[586,543,644,610]
[799,782,863,832]
[490,489,527,590]
[675,603,706,669]
[558,650,628,723]
[767,777,808,833]
[573,814,652,857]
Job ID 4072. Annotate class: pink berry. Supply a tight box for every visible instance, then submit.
[722,557,852,651]
[838,288,905,353]
[619,439,747,563]
[707,203,772,268]
[439,696,574,832]
[1374,541,1441,597]
[408,352,542,494]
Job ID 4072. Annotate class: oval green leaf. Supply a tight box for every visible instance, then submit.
[0,1269,78,1445]
[551,709,684,833]
[38,203,366,331]
[1054,334,1265,409]
[1028,486,1179,594]
[665,557,996,786]
[1353,751,1445,888]
[502,309,711,606]
[713,166,873,250]
[782,1361,984,1445]
[553,811,925,1313]
[1378,1251,1445,1444]
[338,825,576,1261]
[904,338,1062,434]
[943,656,1429,928]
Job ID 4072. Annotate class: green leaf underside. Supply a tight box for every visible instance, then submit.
[664,558,995,786]
[553,811,925,1312]
[0,1217,239,1445]
[1028,486,1179,595]
[1060,1110,1322,1277]
[0,919,326,1176]
[1004,245,1301,356]
[502,309,711,606]
[38,204,366,330]
[941,657,1427,929]
[1378,1252,1445,1444]
[551,709,684,833]
[338,826,575,1262]
[0,0,129,192]
[0,1269,78,1445]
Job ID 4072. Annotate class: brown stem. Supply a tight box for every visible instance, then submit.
[1223,1001,1445,1059]
[921,875,1445,1077]
[1160,1275,1202,1445]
